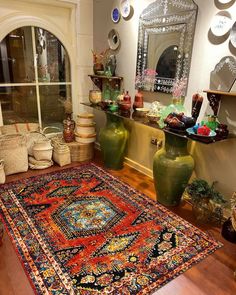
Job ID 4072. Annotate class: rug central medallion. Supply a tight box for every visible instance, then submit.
[52,197,125,238]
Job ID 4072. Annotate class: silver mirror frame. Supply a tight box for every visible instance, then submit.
[136,0,198,94]
[210,56,236,92]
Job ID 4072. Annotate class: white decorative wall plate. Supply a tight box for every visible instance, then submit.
[210,11,232,37]
[120,0,131,18]
[218,0,233,3]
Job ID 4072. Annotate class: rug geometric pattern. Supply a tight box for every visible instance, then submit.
[0,164,222,294]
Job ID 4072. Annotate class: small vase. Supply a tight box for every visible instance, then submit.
[222,218,236,243]
[215,124,229,140]
[192,93,203,120]
[133,89,144,110]
[153,132,194,206]
[63,114,75,143]
[99,113,128,170]
[93,63,104,75]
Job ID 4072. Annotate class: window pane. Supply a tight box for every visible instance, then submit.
[35,28,71,83]
[0,86,38,124]
[39,85,71,129]
[0,27,35,83]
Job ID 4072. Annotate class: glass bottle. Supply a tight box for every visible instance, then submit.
[119,90,131,112]
[112,84,120,101]
[63,113,75,143]
[102,82,111,100]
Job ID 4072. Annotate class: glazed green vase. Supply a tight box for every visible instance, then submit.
[99,113,128,170]
[153,132,194,206]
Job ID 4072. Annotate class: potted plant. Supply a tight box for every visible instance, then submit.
[185,179,227,223]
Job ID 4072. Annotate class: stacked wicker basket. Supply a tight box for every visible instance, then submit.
[70,113,96,162]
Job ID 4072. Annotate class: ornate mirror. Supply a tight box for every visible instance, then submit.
[210,56,236,91]
[136,0,198,94]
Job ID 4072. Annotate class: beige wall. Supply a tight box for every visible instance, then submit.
[93,0,236,201]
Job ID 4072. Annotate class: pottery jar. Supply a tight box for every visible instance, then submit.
[63,115,75,143]
[133,89,144,110]
[99,113,128,170]
[89,90,102,105]
[153,132,194,206]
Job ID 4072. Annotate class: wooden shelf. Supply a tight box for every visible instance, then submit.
[203,89,236,116]
[88,75,123,91]
[203,89,236,97]
[89,74,123,80]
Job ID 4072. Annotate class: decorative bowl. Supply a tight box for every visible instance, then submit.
[96,71,104,75]
[147,113,161,124]
[111,7,120,23]
[186,127,216,142]
[89,90,102,105]
[108,104,119,112]
[135,107,149,117]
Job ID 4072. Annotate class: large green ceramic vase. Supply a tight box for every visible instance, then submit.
[99,113,128,170]
[153,132,194,206]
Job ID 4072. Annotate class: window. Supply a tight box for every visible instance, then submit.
[0,26,71,130]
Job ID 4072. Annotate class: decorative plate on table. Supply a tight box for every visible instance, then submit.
[210,11,232,37]
[230,21,236,48]
[186,127,216,142]
[111,7,120,23]
[120,0,131,18]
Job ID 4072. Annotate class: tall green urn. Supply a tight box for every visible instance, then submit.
[99,113,128,170]
[153,132,194,206]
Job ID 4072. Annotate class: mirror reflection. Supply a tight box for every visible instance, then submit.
[136,0,198,94]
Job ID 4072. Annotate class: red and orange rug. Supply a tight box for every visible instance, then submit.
[0,164,221,294]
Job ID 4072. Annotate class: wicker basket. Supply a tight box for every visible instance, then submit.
[53,145,71,167]
[0,159,5,184]
[0,123,39,135]
[0,134,28,175]
[66,141,94,162]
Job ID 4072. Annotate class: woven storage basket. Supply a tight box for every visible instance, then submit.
[53,145,71,167]
[0,159,5,184]
[0,134,28,175]
[66,141,94,162]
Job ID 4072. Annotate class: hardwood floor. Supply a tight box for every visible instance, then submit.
[0,153,236,295]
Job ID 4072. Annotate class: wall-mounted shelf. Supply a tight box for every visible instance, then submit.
[89,75,123,91]
[204,89,236,116]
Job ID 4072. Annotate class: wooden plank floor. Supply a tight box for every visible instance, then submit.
[0,153,236,295]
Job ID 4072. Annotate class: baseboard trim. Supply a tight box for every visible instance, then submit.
[94,142,153,178]
[124,157,153,178]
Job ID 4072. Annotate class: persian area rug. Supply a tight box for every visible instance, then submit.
[0,164,221,295]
